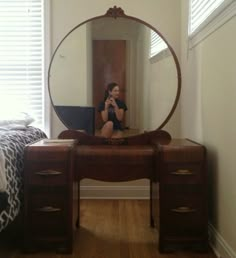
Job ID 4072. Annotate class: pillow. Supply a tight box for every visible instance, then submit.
[0,124,27,131]
[0,112,35,127]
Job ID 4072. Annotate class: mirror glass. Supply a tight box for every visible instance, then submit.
[49,16,179,137]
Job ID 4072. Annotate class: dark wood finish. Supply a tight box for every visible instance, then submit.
[59,129,172,230]
[152,139,208,252]
[23,139,77,253]
[58,129,208,253]
[22,132,209,253]
[93,40,126,128]
[76,145,154,181]
[58,128,172,145]
[0,200,216,258]
[106,5,125,17]
[59,129,172,186]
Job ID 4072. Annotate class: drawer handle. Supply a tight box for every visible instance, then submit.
[171,206,196,213]
[35,206,61,213]
[171,169,194,175]
[35,170,62,176]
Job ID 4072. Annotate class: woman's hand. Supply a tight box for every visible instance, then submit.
[109,97,118,108]
[105,98,112,109]
[105,97,117,109]
[109,97,124,121]
[103,97,124,121]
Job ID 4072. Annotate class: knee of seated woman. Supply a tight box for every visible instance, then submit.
[105,121,114,129]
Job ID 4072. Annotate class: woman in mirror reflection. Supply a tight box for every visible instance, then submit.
[98,82,127,138]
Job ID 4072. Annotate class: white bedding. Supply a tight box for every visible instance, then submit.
[0,149,7,192]
[0,126,47,231]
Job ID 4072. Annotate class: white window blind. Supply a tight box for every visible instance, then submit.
[189,0,225,34]
[0,0,44,129]
[149,30,167,58]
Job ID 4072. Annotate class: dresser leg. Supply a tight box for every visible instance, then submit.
[76,180,80,228]
[150,179,155,227]
[76,218,80,228]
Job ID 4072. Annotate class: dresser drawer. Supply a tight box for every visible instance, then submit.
[26,161,69,185]
[160,194,206,236]
[26,147,71,161]
[28,190,69,236]
[160,162,205,184]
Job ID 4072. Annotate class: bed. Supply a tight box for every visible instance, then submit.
[0,126,47,232]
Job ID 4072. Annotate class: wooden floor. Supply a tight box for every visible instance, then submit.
[0,200,216,258]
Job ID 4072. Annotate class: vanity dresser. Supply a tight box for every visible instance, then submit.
[45,5,209,253]
[23,139,77,253]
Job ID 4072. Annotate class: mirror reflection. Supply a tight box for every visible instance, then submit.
[49,17,178,137]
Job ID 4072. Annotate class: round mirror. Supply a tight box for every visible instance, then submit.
[48,7,181,137]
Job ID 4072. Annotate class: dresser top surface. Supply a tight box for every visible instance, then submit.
[28,139,77,147]
[161,139,202,147]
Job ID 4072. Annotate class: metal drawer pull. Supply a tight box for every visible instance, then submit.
[35,170,62,176]
[171,169,194,175]
[171,206,196,213]
[36,206,61,213]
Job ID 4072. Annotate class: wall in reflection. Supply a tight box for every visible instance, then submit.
[50,23,93,106]
[148,49,177,130]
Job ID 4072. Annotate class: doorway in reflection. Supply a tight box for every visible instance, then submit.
[92,40,126,129]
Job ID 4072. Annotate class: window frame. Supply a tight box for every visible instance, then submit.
[149,29,168,64]
[188,0,236,49]
[43,0,51,137]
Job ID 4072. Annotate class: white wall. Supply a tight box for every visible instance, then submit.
[181,0,236,256]
[50,25,91,106]
[135,25,149,132]
[149,50,179,131]
[49,0,181,199]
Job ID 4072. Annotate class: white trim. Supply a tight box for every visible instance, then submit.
[75,185,150,199]
[189,0,236,49]
[208,223,236,258]
[43,0,51,138]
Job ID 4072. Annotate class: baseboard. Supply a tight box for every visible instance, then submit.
[208,223,236,258]
[74,185,150,199]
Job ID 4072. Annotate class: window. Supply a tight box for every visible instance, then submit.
[189,0,235,36]
[149,30,167,58]
[0,0,45,129]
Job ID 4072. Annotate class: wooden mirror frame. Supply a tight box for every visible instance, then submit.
[48,6,181,141]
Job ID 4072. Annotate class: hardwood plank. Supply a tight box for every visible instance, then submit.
[0,200,216,258]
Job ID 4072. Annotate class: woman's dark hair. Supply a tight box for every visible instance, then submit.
[104,82,118,100]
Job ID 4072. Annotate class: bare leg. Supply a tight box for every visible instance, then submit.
[101,121,113,138]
